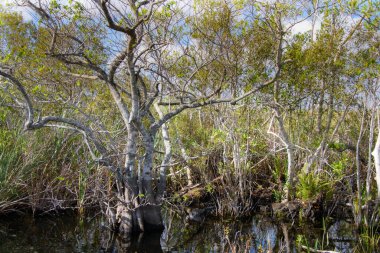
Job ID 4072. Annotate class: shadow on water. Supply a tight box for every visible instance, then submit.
[0,209,369,253]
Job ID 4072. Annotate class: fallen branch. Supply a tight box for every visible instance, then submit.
[300,245,339,253]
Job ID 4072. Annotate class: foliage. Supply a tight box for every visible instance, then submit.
[296,171,333,201]
[0,115,106,213]
[0,0,379,232]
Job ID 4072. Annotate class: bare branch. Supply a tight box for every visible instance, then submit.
[0,69,111,166]
[0,69,34,128]
[99,0,134,35]
[151,98,230,133]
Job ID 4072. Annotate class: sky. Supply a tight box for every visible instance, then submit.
[0,0,362,41]
[0,0,319,33]
[292,19,321,35]
[0,0,35,21]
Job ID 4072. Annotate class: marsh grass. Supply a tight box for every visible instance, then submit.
[0,129,30,212]
[356,217,380,253]
[0,125,108,214]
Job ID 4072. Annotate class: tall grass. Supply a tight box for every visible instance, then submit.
[0,128,29,212]
[0,124,108,214]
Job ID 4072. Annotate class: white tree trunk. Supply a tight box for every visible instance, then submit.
[154,104,172,200]
[272,107,295,201]
[118,124,145,233]
[115,121,164,234]
[177,137,193,186]
[366,109,375,199]
[141,132,163,230]
[311,0,319,42]
[372,110,380,199]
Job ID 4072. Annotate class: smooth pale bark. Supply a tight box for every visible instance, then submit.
[183,151,193,186]
[142,133,155,201]
[155,104,172,200]
[273,107,295,201]
[272,65,295,200]
[115,188,134,235]
[232,136,241,171]
[140,124,164,231]
[311,0,320,42]
[231,132,244,198]
[125,125,137,174]
[372,110,380,199]
[177,137,193,186]
[366,109,375,200]
[114,121,164,233]
[117,124,144,233]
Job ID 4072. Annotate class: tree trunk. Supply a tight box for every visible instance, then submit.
[366,109,375,200]
[112,122,164,235]
[316,93,334,173]
[115,179,139,235]
[232,133,244,198]
[114,123,144,235]
[273,107,295,201]
[372,110,380,199]
[316,80,325,134]
[141,128,164,231]
[311,0,319,42]
[272,77,295,201]
[155,104,172,200]
[305,90,335,174]
[355,109,365,226]
[177,137,193,186]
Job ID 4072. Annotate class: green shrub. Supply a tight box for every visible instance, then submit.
[296,171,333,201]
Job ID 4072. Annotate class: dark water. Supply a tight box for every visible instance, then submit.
[0,210,363,252]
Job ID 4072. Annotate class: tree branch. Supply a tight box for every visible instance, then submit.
[99,0,134,35]
[0,69,111,166]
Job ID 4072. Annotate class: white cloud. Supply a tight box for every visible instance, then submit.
[292,20,312,34]
[0,0,100,22]
[0,0,34,21]
[288,18,321,40]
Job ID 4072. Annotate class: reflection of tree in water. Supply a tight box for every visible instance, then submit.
[103,212,291,252]
[251,216,278,253]
[327,220,356,253]
[0,212,361,252]
[160,208,255,252]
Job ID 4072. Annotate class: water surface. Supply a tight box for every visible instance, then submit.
[0,210,360,252]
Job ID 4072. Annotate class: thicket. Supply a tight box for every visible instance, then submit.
[0,0,379,235]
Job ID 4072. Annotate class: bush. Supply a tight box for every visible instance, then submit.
[296,171,333,201]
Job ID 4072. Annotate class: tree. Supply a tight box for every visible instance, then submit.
[1,0,379,234]
[2,0,275,234]
[0,0,231,234]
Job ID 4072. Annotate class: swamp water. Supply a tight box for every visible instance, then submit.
[0,210,362,252]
